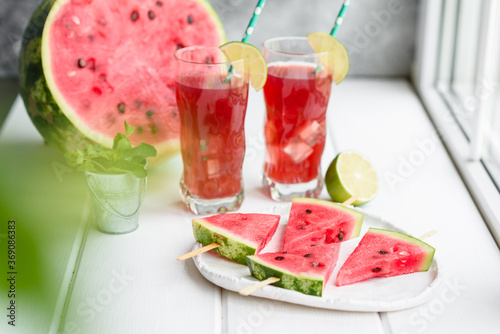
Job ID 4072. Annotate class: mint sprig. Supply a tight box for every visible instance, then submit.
[65,122,157,178]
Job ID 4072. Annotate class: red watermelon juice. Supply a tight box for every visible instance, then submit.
[263,62,332,199]
[175,71,249,213]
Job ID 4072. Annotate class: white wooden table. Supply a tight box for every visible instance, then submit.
[1,79,499,334]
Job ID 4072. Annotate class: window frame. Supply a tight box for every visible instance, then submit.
[414,0,500,246]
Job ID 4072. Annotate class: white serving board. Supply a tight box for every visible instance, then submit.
[192,205,442,312]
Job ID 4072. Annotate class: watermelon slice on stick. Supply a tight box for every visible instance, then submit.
[181,213,280,265]
[244,197,361,296]
[20,0,226,164]
[283,197,364,250]
[335,228,436,286]
[245,244,340,297]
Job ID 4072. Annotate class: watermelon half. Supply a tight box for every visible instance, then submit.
[19,0,226,163]
[335,228,436,286]
[246,248,340,297]
[192,213,280,265]
[283,197,364,249]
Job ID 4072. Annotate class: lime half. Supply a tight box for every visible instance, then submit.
[219,41,268,91]
[307,32,350,84]
[325,151,378,205]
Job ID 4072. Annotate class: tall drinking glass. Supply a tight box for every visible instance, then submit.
[262,37,334,201]
[174,46,249,214]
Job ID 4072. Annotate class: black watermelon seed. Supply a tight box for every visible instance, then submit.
[282,251,288,254]
[146,110,154,117]
[77,58,86,68]
[205,56,213,64]
[156,1,163,6]
[312,262,324,268]
[137,126,143,134]
[338,231,344,241]
[372,267,382,272]
[379,250,388,254]
[131,11,139,21]
[148,11,155,20]
[303,254,312,258]
[187,15,193,24]
[88,35,95,42]
[274,256,285,261]
[118,103,125,113]
[305,209,312,214]
[177,44,185,50]
[298,225,306,230]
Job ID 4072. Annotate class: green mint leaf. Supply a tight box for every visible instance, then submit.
[113,133,127,150]
[121,143,157,160]
[124,121,135,137]
[95,146,115,160]
[85,145,101,159]
[108,159,147,178]
[129,156,148,166]
[64,152,79,166]
[65,122,152,177]
[116,137,132,152]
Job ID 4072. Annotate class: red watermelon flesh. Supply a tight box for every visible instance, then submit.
[285,242,340,285]
[335,228,436,286]
[251,252,335,279]
[39,0,225,156]
[283,197,364,250]
[192,213,280,265]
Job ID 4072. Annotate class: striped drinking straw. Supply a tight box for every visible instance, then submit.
[242,0,267,43]
[330,0,351,37]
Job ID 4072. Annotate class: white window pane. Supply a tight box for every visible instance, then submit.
[483,7,500,187]
[449,0,483,137]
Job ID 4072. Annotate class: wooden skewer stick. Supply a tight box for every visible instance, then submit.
[177,243,220,261]
[418,230,438,240]
[342,196,358,206]
[239,277,280,296]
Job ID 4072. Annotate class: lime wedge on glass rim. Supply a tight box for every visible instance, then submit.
[325,151,378,206]
[219,41,267,91]
[307,31,350,84]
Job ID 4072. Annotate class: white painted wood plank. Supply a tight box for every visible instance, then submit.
[0,98,89,334]
[223,290,384,334]
[329,79,500,334]
[62,156,222,334]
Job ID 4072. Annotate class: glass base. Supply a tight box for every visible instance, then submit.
[180,180,244,215]
[262,173,323,202]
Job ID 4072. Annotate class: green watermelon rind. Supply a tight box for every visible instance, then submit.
[368,228,436,271]
[246,255,324,297]
[19,0,95,152]
[192,219,257,265]
[293,197,364,239]
[19,0,225,162]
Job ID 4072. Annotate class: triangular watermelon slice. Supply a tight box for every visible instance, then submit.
[246,247,340,297]
[283,197,364,249]
[246,198,360,297]
[192,213,280,265]
[335,228,436,286]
